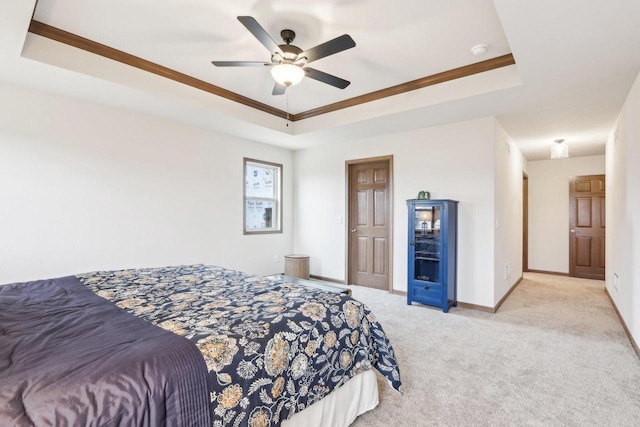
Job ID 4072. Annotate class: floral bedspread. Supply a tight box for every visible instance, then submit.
[78,265,402,427]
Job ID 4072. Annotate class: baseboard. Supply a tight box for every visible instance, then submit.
[396,291,496,310]
[456,276,523,314]
[494,276,524,312]
[604,287,640,358]
[456,302,495,313]
[526,269,569,276]
[347,276,523,313]
[309,275,345,285]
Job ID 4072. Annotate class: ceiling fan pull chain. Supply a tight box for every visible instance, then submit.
[286,92,290,127]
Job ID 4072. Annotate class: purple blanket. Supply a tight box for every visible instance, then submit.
[0,276,211,426]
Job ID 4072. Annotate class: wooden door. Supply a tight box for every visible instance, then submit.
[569,175,605,280]
[347,159,391,290]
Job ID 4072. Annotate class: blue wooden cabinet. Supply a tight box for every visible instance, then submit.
[407,199,458,312]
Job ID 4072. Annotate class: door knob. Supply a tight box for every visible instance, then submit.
[570,229,575,233]
[351,228,357,233]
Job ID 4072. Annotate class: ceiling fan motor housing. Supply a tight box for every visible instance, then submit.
[272,44,303,63]
[280,29,296,44]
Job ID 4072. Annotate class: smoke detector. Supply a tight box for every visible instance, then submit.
[471,44,488,56]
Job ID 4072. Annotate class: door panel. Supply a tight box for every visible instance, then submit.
[575,180,591,192]
[356,237,368,272]
[576,198,592,227]
[357,191,368,225]
[374,168,387,183]
[374,190,386,226]
[575,237,591,266]
[373,238,386,275]
[569,174,605,280]
[348,159,391,290]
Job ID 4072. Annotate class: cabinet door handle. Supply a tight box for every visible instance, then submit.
[423,286,430,290]
[409,241,415,246]
[351,228,357,233]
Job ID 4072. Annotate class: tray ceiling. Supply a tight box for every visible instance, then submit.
[31,0,514,116]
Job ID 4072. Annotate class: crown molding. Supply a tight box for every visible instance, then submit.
[28,20,515,123]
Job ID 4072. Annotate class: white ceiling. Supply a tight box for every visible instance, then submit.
[2,0,640,160]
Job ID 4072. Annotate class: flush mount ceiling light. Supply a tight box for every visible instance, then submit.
[270,63,305,87]
[550,138,569,159]
[471,44,488,56]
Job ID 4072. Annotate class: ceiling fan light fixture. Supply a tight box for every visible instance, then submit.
[550,138,569,159]
[271,63,305,87]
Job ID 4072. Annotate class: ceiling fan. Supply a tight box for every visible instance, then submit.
[212,16,356,95]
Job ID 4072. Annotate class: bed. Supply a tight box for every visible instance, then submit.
[0,264,402,426]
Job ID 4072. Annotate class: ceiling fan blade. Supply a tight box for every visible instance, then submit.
[272,83,287,96]
[299,34,356,64]
[211,61,271,67]
[237,16,283,55]
[305,67,350,89]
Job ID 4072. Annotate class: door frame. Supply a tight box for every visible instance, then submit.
[345,155,394,292]
[522,171,529,272]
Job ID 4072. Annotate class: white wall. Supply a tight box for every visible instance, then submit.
[0,82,293,285]
[0,82,528,311]
[606,70,640,347]
[527,155,605,273]
[293,117,497,307]
[493,121,527,304]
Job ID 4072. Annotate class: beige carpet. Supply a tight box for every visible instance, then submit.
[349,273,640,426]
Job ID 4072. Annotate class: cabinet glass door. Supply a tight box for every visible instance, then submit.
[413,205,442,283]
